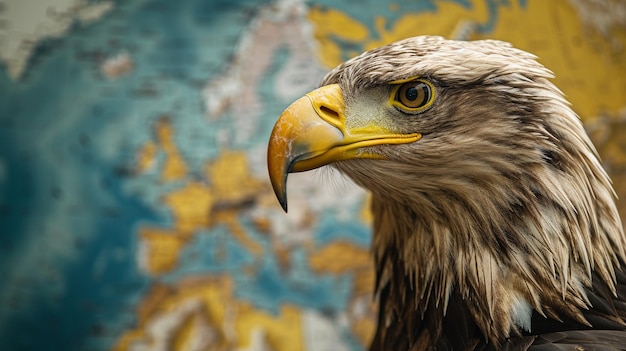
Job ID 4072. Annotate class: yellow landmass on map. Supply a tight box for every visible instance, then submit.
[172,314,210,351]
[154,117,188,182]
[163,181,215,235]
[135,117,188,181]
[309,241,370,274]
[140,227,187,274]
[309,240,375,297]
[112,276,304,351]
[139,180,215,274]
[308,7,370,66]
[207,151,266,205]
[486,1,626,121]
[365,1,490,52]
[351,314,376,348]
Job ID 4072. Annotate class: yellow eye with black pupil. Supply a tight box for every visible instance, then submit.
[390,79,435,113]
[398,82,430,108]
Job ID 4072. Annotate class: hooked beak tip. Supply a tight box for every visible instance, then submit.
[278,197,288,213]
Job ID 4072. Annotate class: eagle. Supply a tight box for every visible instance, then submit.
[266,36,626,350]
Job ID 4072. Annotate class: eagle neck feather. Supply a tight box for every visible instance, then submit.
[370,184,624,348]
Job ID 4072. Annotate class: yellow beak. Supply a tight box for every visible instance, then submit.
[267,84,421,212]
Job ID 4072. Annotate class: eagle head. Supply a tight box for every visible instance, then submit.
[267,36,626,349]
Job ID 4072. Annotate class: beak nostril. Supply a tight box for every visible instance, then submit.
[319,105,340,120]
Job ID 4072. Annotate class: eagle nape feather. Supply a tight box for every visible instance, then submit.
[266,36,626,350]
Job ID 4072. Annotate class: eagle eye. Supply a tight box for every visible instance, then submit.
[390,79,435,113]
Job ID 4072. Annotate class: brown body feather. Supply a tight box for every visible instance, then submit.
[319,37,626,350]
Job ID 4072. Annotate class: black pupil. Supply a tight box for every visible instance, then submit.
[405,87,418,101]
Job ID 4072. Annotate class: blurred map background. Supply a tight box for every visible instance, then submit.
[0,0,625,350]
